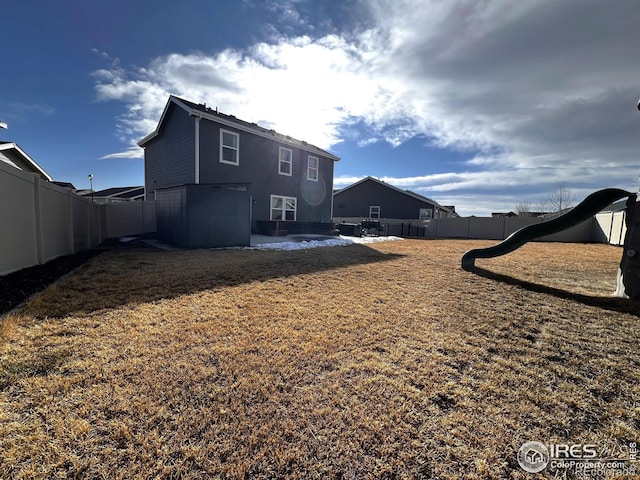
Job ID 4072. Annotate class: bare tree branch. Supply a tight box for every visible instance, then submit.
[544,182,575,212]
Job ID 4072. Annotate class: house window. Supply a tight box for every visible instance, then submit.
[307,156,319,181]
[271,195,297,221]
[279,147,292,176]
[419,208,433,219]
[369,206,380,219]
[220,129,239,165]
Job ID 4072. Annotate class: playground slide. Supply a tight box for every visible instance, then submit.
[461,188,632,270]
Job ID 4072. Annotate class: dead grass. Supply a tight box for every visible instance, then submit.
[0,240,639,479]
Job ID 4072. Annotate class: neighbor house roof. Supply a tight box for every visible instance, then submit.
[0,142,52,181]
[90,186,145,200]
[138,95,340,161]
[52,181,76,190]
[602,199,628,212]
[335,176,457,216]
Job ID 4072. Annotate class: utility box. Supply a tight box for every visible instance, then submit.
[156,183,251,248]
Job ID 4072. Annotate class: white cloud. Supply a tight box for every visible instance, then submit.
[94,0,640,215]
[100,148,143,160]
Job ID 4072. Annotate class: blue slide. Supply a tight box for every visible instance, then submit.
[461,188,632,270]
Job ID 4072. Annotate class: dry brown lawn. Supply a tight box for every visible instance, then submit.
[0,239,639,479]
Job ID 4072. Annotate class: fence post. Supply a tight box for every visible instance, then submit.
[33,175,44,265]
[67,188,75,254]
[607,211,615,244]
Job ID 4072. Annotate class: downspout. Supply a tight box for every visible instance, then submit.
[194,114,201,184]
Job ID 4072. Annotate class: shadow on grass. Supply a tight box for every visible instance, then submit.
[469,266,640,317]
[25,243,405,318]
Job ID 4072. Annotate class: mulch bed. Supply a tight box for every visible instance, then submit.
[0,250,104,316]
[0,238,155,316]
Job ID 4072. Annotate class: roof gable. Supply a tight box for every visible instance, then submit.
[0,142,52,180]
[92,186,144,199]
[138,95,340,161]
[335,176,457,216]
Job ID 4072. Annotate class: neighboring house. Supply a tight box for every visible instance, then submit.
[492,211,518,218]
[138,95,340,247]
[333,176,457,220]
[80,186,145,204]
[52,181,77,190]
[0,142,52,180]
[602,199,628,213]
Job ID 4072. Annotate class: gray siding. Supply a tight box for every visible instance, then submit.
[333,179,435,219]
[145,105,195,199]
[198,120,334,223]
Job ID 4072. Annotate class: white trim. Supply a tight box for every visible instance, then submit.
[194,116,201,183]
[307,155,319,181]
[0,142,52,181]
[369,205,381,219]
[278,147,293,176]
[220,129,239,166]
[270,194,297,221]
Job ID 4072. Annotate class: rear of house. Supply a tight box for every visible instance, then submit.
[139,96,340,246]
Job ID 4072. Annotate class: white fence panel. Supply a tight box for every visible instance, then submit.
[594,211,626,246]
[434,217,469,238]
[610,211,626,246]
[1,163,158,276]
[0,163,39,275]
[105,201,157,238]
[38,179,74,263]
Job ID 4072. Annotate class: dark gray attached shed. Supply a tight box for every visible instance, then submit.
[156,183,251,248]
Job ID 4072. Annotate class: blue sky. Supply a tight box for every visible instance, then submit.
[2,0,639,216]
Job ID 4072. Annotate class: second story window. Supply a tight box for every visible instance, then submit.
[279,147,292,176]
[220,129,239,165]
[369,206,381,219]
[307,156,319,181]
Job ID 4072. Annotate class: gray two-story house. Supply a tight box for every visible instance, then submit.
[138,95,340,247]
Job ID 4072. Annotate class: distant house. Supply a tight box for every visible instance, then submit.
[52,181,77,190]
[138,95,340,247]
[80,186,145,204]
[0,142,52,180]
[491,211,518,218]
[333,176,457,220]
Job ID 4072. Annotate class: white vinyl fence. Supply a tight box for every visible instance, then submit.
[335,213,627,245]
[593,211,626,246]
[1,162,156,276]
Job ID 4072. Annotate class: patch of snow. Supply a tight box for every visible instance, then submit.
[250,235,402,251]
